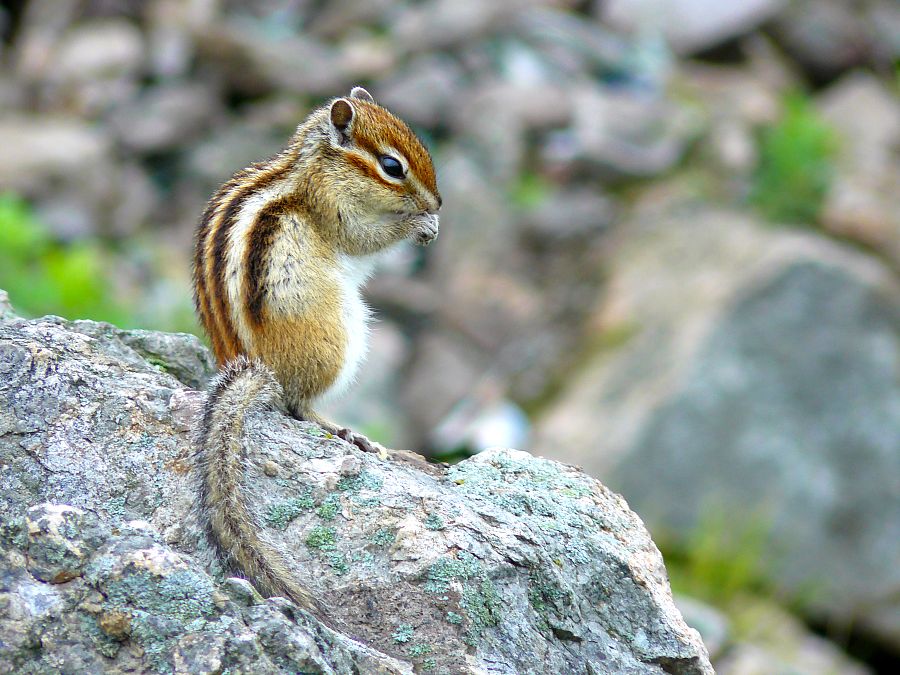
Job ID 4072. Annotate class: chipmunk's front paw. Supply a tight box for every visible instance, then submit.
[409,213,439,246]
[336,427,387,457]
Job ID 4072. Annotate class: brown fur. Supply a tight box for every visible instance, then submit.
[196,357,321,613]
[192,88,440,608]
[252,314,345,416]
[193,87,440,406]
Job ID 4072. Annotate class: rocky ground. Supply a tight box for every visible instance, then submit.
[1,0,899,672]
[0,293,713,674]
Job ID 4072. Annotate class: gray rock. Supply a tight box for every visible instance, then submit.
[817,72,900,265]
[566,86,703,179]
[715,599,871,675]
[597,0,786,55]
[378,54,467,127]
[0,116,112,194]
[109,83,222,153]
[0,290,15,321]
[390,0,539,53]
[771,0,900,80]
[533,207,900,648]
[45,18,145,114]
[0,295,712,674]
[0,508,410,674]
[194,19,346,96]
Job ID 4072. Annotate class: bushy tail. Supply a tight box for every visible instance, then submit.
[196,356,320,613]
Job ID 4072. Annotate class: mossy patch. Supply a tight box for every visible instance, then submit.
[528,569,568,616]
[304,526,337,552]
[462,579,502,631]
[423,552,483,594]
[265,493,315,530]
[423,551,504,641]
[369,527,395,547]
[407,642,433,657]
[424,513,445,531]
[336,470,383,494]
[325,551,349,575]
[392,623,414,643]
[315,493,341,521]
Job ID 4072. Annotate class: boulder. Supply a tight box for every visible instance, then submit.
[770,0,900,81]
[0,298,711,674]
[533,206,900,648]
[816,71,900,267]
[597,0,786,55]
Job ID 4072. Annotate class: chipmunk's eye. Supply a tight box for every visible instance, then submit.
[379,155,405,179]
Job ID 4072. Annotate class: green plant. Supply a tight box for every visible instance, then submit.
[0,193,127,325]
[749,94,837,225]
[662,508,776,605]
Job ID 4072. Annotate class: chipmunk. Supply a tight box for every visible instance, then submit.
[192,87,440,613]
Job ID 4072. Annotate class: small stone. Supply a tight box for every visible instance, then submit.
[263,460,279,477]
[221,577,264,607]
[338,455,362,477]
[99,609,131,640]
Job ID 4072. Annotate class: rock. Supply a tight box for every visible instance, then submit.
[817,72,900,266]
[597,0,786,55]
[521,187,617,244]
[0,295,713,674]
[377,54,467,127]
[52,19,144,83]
[194,20,345,97]
[390,0,538,53]
[0,290,15,321]
[0,116,112,194]
[452,80,574,180]
[532,205,900,648]
[0,115,122,237]
[45,18,145,114]
[564,86,703,179]
[771,0,900,81]
[0,511,410,673]
[715,599,871,675]
[18,504,105,584]
[675,597,731,662]
[109,83,222,153]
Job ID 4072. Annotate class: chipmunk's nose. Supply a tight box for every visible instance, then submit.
[426,193,442,213]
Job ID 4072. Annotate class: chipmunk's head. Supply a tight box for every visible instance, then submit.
[324,87,441,245]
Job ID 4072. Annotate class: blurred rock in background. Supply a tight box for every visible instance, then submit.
[0,0,898,671]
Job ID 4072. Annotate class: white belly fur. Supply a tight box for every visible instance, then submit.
[316,253,378,405]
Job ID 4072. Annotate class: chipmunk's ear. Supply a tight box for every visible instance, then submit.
[330,98,354,144]
[350,86,375,103]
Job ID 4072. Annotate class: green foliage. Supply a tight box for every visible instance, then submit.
[509,171,551,210]
[392,623,414,643]
[304,526,337,551]
[315,494,341,521]
[424,513,445,531]
[662,509,775,605]
[0,193,127,325]
[264,494,314,530]
[749,94,837,225]
[369,527,395,547]
[407,643,432,657]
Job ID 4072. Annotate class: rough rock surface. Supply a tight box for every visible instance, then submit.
[0,296,711,674]
[533,205,900,647]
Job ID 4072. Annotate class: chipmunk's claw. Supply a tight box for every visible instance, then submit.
[337,427,387,457]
